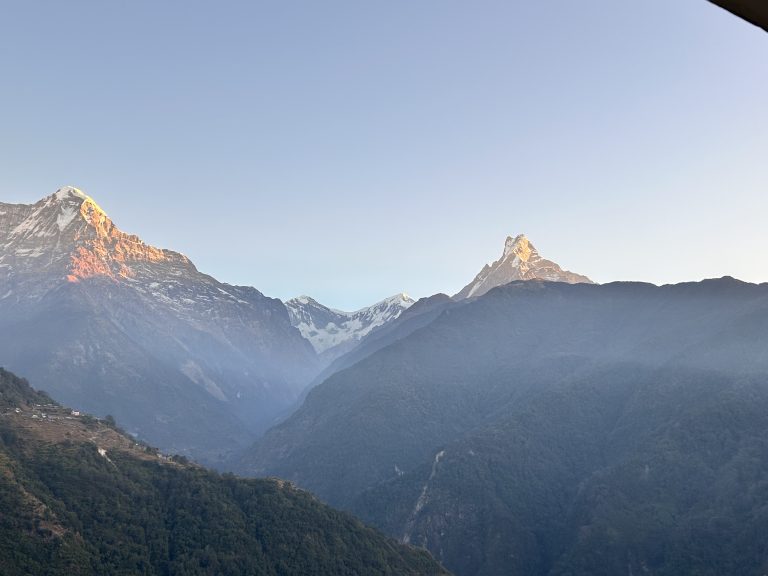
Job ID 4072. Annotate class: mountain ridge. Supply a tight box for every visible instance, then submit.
[0,187,320,464]
[285,292,415,360]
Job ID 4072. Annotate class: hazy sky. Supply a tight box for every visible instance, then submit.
[2,1,766,309]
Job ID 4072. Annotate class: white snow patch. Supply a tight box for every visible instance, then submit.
[56,205,78,230]
[15,248,45,257]
[54,186,88,201]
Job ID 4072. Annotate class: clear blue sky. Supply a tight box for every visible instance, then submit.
[1,1,766,310]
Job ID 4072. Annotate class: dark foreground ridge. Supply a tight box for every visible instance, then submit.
[0,368,448,576]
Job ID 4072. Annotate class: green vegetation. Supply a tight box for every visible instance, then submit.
[0,369,448,575]
[0,368,53,409]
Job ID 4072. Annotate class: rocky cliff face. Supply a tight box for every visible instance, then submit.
[454,234,592,299]
[1,188,187,287]
[0,187,319,464]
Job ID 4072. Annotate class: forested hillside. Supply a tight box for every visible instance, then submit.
[0,368,448,576]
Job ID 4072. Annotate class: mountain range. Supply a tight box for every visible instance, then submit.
[1,187,591,466]
[235,277,768,575]
[284,233,590,363]
[4,187,768,575]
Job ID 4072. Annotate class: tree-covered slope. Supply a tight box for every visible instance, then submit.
[0,368,448,576]
[354,366,768,575]
[236,278,768,575]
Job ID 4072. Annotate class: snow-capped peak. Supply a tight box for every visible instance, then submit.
[0,188,190,286]
[4,187,91,241]
[294,295,318,306]
[285,292,415,355]
[455,233,593,299]
[52,186,89,202]
[503,234,531,260]
[47,186,108,222]
[389,292,412,303]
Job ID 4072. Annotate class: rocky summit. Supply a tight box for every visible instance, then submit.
[454,234,592,299]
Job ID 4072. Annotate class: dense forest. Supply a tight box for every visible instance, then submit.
[0,368,448,576]
[353,365,768,575]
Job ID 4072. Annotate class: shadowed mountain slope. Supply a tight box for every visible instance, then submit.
[236,277,768,575]
[0,187,319,464]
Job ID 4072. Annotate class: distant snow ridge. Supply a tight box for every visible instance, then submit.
[285,293,415,355]
[455,234,593,300]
